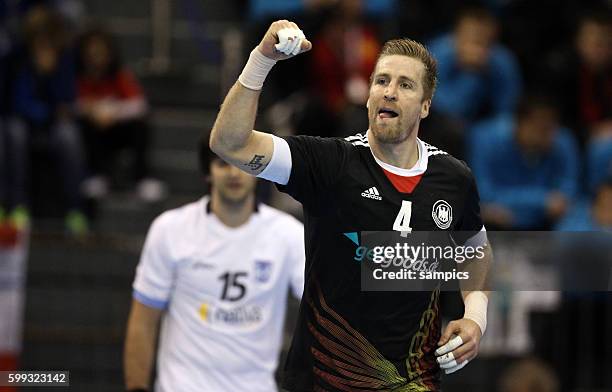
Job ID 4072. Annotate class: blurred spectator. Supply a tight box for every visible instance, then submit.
[14,0,84,31]
[418,109,465,160]
[470,96,579,230]
[76,28,165,202]
[498,357,559,392]
[394,0,465,43]
[4,5,87,235]
[542,11,611,148]
[429,7,522,127]
[585,135,612,194]
[248,0,395,23]
[247,0,320,23]
[303,0,381,136]
[556,178,612,231]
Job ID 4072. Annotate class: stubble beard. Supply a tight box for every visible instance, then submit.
[370,115,419,145]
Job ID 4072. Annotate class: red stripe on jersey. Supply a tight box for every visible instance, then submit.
[382,169,423,193]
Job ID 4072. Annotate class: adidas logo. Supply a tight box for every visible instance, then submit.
[361,187,382,200]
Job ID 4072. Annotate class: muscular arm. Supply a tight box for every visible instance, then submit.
[459,240,492,301]
[124,299,163,390]
[209,82,274,175]
[209,20,311,175]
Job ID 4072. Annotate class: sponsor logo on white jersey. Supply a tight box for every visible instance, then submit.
[254,260,272,283]
[199,302,262,326]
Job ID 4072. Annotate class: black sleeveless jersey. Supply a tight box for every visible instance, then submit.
[278,133,483,392]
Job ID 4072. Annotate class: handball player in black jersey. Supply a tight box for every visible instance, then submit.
[210,20,492,391]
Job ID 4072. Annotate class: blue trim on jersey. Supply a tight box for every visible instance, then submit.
[133,290,168,310]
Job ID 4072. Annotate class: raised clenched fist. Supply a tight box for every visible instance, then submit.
[257,20,312,61]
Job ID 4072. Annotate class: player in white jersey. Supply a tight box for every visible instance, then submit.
[123,141,305,392]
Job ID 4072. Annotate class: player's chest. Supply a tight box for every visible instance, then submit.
[334,173,463,232]
[173,233,286,302]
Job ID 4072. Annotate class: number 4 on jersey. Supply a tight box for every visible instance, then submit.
[393,200,413,237]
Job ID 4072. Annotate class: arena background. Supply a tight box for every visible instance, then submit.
[0,0,611,391]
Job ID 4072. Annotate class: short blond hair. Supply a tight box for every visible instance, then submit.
[376,38,438,101]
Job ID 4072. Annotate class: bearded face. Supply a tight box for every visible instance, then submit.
[367,55,431,145]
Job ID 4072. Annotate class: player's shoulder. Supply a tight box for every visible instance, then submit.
[423,140,474,181]
[342,132,379,162]
[343,132,378,152]
[287,133,356,151]
[149,198,203,234]
[257,203,304,235]
[258,203,303,227]
[343,132,369,146]
[283,134,357,170]
[286,131,366,151]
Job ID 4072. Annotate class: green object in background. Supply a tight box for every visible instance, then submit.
[9,205,30,230]
[65,210,89,237]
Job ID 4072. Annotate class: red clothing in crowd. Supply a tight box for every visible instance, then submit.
[77,69,144,101]
[311,25,380,113]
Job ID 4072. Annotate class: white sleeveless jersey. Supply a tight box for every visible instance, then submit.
[132,196,305,392]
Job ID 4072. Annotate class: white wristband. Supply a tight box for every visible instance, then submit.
[463,291,488,335]
[238,48,277,91]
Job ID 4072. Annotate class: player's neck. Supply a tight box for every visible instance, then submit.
[368,131,419,169]
[210,193,256,228]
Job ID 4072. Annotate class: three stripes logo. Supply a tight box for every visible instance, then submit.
[361,187,382,201]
